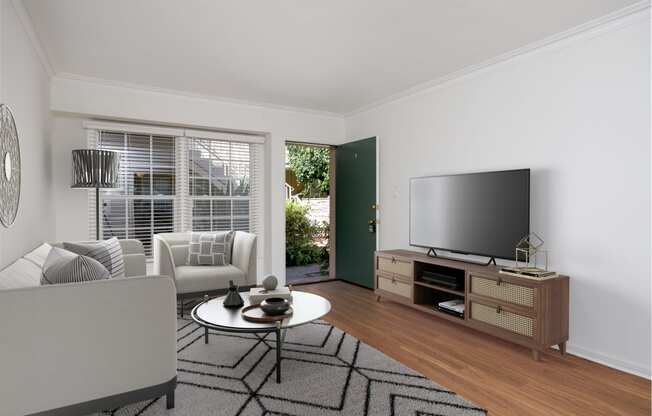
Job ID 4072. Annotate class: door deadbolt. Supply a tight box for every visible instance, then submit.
[368,219,377,233]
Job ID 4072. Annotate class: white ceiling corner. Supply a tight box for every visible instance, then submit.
[11,0,55,75]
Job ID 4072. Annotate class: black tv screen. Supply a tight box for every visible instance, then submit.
[409,169,530,260]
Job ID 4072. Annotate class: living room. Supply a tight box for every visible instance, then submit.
[0,1,650,415]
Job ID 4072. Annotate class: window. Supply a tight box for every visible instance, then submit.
[188,138,252,232]
[88,124,265,261]
[96,131,175,256]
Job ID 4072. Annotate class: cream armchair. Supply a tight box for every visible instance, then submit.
[153,231,257,315]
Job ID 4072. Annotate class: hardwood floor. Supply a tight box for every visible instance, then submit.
[300,280,651,416]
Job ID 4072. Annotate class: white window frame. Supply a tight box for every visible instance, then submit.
[85,121,266,272]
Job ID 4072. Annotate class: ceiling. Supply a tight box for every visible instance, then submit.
[23,0,641,114]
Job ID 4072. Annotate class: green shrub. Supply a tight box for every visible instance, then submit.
[285,201,321,266]
[286,145,330,197]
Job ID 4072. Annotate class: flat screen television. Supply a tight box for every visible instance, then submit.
[409,169,530,261]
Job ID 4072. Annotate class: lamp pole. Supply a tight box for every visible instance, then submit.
[96,184,100,240]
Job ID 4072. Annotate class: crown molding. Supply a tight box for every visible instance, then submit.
[345,0,651,118]
[53,73,344,120]
[10,0,55,76]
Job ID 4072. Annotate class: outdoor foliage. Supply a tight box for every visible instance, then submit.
[287,145,330,197]
[285,200,328,266]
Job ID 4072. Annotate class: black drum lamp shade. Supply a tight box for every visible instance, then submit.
[71,149,120,239]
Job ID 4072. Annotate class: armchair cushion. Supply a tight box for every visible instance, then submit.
[175,265,245,294]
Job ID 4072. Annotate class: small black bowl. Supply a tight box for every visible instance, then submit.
[260,297,290,316]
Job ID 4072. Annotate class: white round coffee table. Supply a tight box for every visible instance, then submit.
[191,291,331,383]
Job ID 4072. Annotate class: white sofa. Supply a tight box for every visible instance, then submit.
[153,231,257,315]
[0,240,177,416]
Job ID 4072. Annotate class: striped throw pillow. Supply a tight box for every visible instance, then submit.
[41,248,110,285]
[63,237,125,278]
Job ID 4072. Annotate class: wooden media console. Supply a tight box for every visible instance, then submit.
[374,249,569,360]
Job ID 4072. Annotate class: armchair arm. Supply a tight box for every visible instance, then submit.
[118,239,146,277]
[232,232,257,286]
[0,275,177,416]
[153,235,176,281]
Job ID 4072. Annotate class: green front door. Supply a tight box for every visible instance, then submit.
[335,137,377,288]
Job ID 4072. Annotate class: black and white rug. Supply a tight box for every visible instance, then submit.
[97,311,486,415]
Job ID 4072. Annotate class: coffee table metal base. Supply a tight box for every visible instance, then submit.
[201,322,287,383]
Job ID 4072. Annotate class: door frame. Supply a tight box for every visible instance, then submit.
[284,141,338,282]
[283,137,380,282]
[374,136,380,253]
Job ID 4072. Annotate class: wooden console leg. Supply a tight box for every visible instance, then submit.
[532,349,540,361]
[558,342,567,355]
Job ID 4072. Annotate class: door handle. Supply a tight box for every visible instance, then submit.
[368,219,377,233]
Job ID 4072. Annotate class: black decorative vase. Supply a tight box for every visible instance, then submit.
[223,280,244,309]
[260,297,290,316]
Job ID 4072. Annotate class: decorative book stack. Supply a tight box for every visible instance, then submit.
[499,267,558,280]
[249,287,293,304]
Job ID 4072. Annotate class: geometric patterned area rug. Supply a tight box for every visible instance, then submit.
[97,313,486,415]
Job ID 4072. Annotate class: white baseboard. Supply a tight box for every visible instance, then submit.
[564,343,651,379]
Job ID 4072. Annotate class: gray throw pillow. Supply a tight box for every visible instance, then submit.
[187,231,234,266]
[41,247,110,285]
[64,237,125,278]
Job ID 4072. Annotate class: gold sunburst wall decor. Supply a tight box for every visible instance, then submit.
[0,104,21,227]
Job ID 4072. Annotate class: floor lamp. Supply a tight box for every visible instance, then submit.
[71,149,120,240]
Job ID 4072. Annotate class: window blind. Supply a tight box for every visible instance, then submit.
[174,136,265,263]
[87,123,265,267]
[90,131,175,256]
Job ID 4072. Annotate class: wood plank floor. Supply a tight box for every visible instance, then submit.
[300,280,651,416]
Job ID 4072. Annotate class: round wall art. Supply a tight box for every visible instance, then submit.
[0,104,21,227]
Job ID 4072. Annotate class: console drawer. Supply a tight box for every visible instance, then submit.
[471,275,534,307]
[470,301,534,337]
[377,256,413,279]
[377,275,412,299]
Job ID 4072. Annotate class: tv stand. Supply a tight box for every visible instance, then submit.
[374,249,569,361]
[425,248,497,266]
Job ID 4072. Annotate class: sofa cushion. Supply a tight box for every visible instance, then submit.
[64,237,125,278]
[42,248,110,285]
[174,265,245,294]
[187,231,234,266]
[0,258,42,289]
[22,243,53,269]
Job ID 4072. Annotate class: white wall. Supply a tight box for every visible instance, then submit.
[49,77,346,283]
[0,0,53,268]
[346,12,651,377]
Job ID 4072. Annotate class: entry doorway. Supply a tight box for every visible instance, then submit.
[285,142,335,284]
[284,138,378,288]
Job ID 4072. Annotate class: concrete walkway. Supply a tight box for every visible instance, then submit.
[286,263,329,284]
